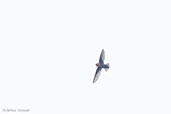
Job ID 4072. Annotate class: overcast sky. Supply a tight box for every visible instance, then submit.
[0,0,171,114]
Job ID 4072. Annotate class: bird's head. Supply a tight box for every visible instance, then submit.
[96,63,100,67]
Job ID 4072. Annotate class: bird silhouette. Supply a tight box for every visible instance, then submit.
[93,49,110,83]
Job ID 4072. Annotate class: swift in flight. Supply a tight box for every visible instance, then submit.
[93,49,110,83]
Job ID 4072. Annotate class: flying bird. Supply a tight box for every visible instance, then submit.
[93,49,110,83]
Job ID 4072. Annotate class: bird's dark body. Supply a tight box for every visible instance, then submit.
[98,64,109,69]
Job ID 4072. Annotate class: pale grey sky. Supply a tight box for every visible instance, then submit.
[0,0,171,114]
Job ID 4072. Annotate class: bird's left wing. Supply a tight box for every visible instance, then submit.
[93,67,102,83]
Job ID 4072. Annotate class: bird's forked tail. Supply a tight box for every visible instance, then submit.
[104,63,110,71]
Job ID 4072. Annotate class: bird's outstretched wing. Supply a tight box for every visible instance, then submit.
[93,67,102,83]
[99,49,105,64]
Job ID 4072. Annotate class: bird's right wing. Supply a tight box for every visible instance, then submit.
[93,67,102,83]
[99,49,105,64]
